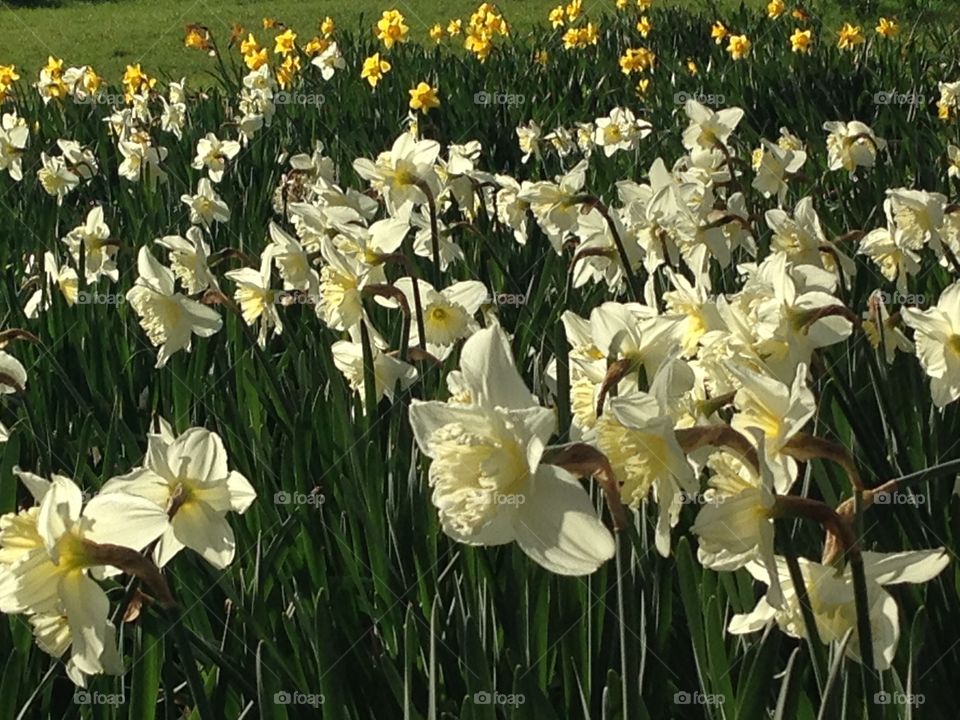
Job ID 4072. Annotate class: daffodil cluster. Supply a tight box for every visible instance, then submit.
[0,422,255,686]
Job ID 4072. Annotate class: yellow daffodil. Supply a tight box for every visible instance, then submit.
[711,21,728,44]
[429,24,445,43]
[184,24,210,51]
[409,81,440,113]
[245,48,269,70]
[360,52,391,87]
[548,6,565,28]
[686,58,698,75]
[376,9,409,49]
[637,0,652,8]
[727,34,751,60]
[790,28,812,53]
[122,63,156,99]
[240,33,259,55]
[876,17,899,38]
[837,22,864,51]
[276,54,301,89]
[303,36,329,57]
[766,0,785,19]
[274,28,297,55]
[320,16,336,37]
[616,0,628,10]
[565,0,583,21]
[447,19,463,35]
[262,17,278,29]
[619,47,656,74]
[636,16,652,37]
[636,78,652,96]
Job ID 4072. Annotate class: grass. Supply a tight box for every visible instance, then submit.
[0,0,958,81]
[0,2,959,719]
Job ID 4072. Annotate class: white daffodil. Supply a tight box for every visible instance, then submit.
[409,325,615,575]
[823,120,885,174]
[595,383,697,556]
[311,41,345,80]
[353,133,441,219]
[948,144,960,180]
[766,197,853,277]
[0,472,169,684]
[332,328,418,406]
[863,290,913,364]
[0,351,27,442]
[0,111,29,181]
[516,120,541,164]
[118,134,167,188]
[224,252,283,348]
[392,277,488,359]
[518,160,588,250]
[181,177,230,227]
[316,241,372,332]
[24,251,79,318]
[901,282,960,407]
[682,100,744,158]
[38,152,79,204]
[494,174,532,245]
[155,227,215,294]
[884,187,946,251]
[62,206,118,283]
[752,138,806,204]
[691,435,783,605]
[265,221,319,294]
[192,133,241,183]
[858,224,921,294]
[729,362,815,493]
[126,247,223,367]
[729,549,949,670]
[593,107,652,157]
[100,425,256,569]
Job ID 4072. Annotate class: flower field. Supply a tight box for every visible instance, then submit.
[1,1,959,718]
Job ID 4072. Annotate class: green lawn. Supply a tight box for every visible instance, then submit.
[1,0,956,82]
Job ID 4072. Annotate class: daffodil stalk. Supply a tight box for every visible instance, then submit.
[571,193,643,301]
[379,253,428,353]
[414,178,442,285]
[364,283,412,360]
